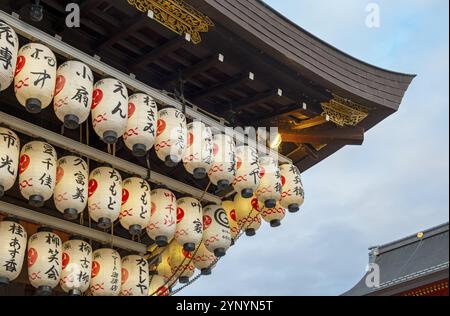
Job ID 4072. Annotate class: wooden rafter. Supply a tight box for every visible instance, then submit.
[281,127,365,146]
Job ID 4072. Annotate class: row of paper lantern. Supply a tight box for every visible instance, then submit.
[0,219,212,296]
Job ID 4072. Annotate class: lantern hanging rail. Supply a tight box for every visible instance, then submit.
[0,201,147,254]
[0,111,221,205]
[0,10,292,164]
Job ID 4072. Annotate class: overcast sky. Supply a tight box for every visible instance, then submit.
[181,0,449,296]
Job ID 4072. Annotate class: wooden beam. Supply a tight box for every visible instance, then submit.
[97,14,148,50]
[234,89,281,111]
[281,127,365,145]
[304,144,320,160]
[291,115,329,130]
[188,73,250,101]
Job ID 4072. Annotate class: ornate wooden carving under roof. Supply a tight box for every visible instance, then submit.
[128,0,214,44]
[321,94,370,127]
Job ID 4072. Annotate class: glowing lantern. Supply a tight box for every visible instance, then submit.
[208,133,236,191]
[28,228,62,296]
[234,194,262,237]
[175,197,203,252]
[0,127,20,198]
[183,121,213,179]
[156,252,172,282]
[123,93,158,157]
[90,248,121,296]
[155,107,187,167]
[233,145,260,198]
[14,43,57,114]
[19,141,57,208]
[202,204,232,257]
[91,78,128,144]
[60,237,92,296]
[168,242,195,284]
[261,203,286,228]
[256,155,282,209]
[88,167,122,229]
[0,218,27,285]
[54,61,94,129]
[53,156,88,220]
[120,177,151,236]
[222,198,239,243]
[280,163,305,213]
[0,22,18,91]
[148,274,170,296]
[193,242,217,276]
[120,255,149,296]
[146,188,177,247]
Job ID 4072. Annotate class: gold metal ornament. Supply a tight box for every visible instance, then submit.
[321,94,370,127]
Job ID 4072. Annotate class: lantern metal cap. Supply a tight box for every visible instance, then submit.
[214,248,226,258]
[64,208,79,221]
[35,285,52,296]
[0,184,4,198]
[132,144,148,157]
[264,199,277,209]
[37,226,53,233]
[3,215,20,224]
[193,168,207,180]
[164,155,180,168]
[245,228,256,237]
[25,98,42,114]
[64,114,80,130]
[29,195,45,208]
[103,130,118,145]
[217,180,230,192]
[129,224,142,236]
[97,217,112,230]
[183,243,196,252]
[179,276,190,284]
[69,289,82,296]
[0,276,10,287]
[201,268,212,276]
[270,219,281,228]
[155,235,169,247]
[288,204,300,213]
[241,188,254,199]
[230,239,235,246]
[69,235,86,242]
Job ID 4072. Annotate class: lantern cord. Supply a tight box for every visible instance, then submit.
[86,122,90,170]
[146,151,152,182]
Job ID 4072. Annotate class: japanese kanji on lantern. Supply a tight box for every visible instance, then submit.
[168,242,195,284]
[19,141,57,208]
[27,227,62,296]
[175,197,203,252]
[233,145,260,198]
[261,202,286,228]
[148,274,169,296]
[202,204,232,257]
[208,133,236,191]
[193,242,217,276]
[280,163,305,213]
[53,156,88,220]
[146,188,177,247]
[222,197,239,243]
[14,43,57,114]
[256,155,282,209]
[183,121,214,180]
[123,93,158,157]
[120,255,149,297]
[91,78,128,144]
[90,248,122,296]
[155,107,187,167]
[88,167,123,229]
[0,22,18,92]
[0,127,20,198]
[53,61,94,129]
[120,177,151,236]
[60,236,92,296]
[0,217,27,286]
[234,194,262,237]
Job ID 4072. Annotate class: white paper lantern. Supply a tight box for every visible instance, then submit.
[234,194,262,237]
[0,218,27,285]
[90,248,122,296]
[19,141,57,208]
[0,127,20,198]
[148,274,170,296]
[156,252,172,282]
[60,237,92,296]
[175,197,203,252]
[27,228,62,296]
[202,204,232,257]
[261,202,286,228]
[54,156,88,220]
[256,155,282,209]
[193,242,216,276]
[88,167,122,229]
[91,78,128,144]
[120,177,151,236]
[53,61,94,129]
[168,242,195,284]
[183,121,213,179]
[233,145,260,198]
[146,188,177,247]
[123,93,158,157]
[280,163,305,213]
[0,22,19,91]
[208,133,236,191]
[222,199,239,243]
[14,43,57,113]
[155,107,187,167]
[120,255,149,297]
